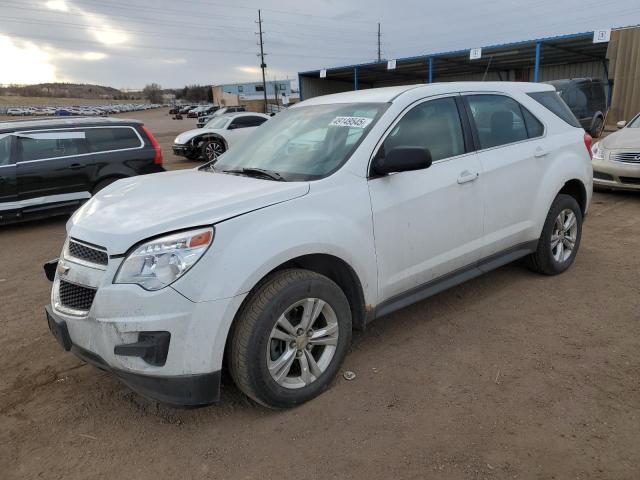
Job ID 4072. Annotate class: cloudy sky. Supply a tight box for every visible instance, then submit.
[1,0,639,89]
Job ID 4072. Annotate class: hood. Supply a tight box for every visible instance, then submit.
[602,128,640,150]
[69,169,309,254]
[174,128,224,144]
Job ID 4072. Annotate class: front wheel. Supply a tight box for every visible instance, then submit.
[229,269,352,409]
[527,194,583,275]
[201,138,225,162]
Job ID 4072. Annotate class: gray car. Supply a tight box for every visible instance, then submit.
[592,113,640,190]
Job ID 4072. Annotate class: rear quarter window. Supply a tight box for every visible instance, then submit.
[528,91,582,128]
[85,127,142,153]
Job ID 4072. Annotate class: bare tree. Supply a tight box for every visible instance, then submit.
[142,83,163,103]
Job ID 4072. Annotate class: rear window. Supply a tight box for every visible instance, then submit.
[85,127,142,153]
[528,91,582,128]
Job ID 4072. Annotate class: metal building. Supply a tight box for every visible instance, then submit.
[298,26,640,125]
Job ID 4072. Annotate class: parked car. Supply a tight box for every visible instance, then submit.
[546,78,607,137]
[591,112,640,190]
[173,112,270,161]
[44,82,592,408]
[0,117,164,224]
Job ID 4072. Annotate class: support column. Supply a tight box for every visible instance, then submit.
[428,57,433,84]
[534,41,542,82]
[354,67,359,90]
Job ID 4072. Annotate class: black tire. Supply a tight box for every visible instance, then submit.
[590,116,603,138]
[527,193,583,275]
[201,138,225,162]
[92,177,121,195]
[229,269,352,409]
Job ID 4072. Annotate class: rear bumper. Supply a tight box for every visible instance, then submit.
[46,304,221,406]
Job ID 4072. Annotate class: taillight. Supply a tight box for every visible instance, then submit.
[583,133,593,160]
[142,125,163,165]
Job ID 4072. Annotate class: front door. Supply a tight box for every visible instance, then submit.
[15,129,93,206]
[368,96,484,303]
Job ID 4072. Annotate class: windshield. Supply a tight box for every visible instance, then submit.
[628,114,640,128]
[205,116,230,129]
[213,102,388,181]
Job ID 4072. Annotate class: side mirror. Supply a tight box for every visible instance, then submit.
[372,146,432,176]
[617,120,627,129]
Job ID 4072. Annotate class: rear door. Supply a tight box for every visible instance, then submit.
[0,133,17,214]
[15,129,93,205]
[84,126,151,181]
[463,93,546,257]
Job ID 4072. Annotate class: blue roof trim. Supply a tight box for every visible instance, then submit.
[298,30,601,76]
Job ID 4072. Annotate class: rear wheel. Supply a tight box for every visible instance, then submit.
[527,194,583,275]
[201,138,225,162]
[229,269,352,409]
[590,116,604,138]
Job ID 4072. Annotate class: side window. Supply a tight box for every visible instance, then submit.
[18,131,86,161]
[527,91,582,128]
[465,95,528,149]
[85,127,142,153]
[0,135,13,166]
[522,108,544,138]
[381,97,465,162]
[247,116,268,127]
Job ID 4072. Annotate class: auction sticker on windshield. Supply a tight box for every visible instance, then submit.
[330,116,373,128]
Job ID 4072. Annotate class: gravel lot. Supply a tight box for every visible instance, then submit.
[1,109,639,480]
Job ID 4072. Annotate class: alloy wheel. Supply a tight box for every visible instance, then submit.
[551,208,578,263]
[204,141,224,161]
[267,298,339,389]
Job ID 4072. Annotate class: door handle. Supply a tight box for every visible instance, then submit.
[68,163,83,170]
[534,147,548,158]
[457,171,479,184]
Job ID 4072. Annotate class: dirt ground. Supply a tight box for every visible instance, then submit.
[1,109,639,480]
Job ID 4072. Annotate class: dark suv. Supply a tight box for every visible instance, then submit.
[546,78,607,137]
[0,117,164,224]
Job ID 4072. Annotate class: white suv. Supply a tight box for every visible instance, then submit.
[45,82,593,408]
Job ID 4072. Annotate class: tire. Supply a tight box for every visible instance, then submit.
[92,177,121,195]
[201,138,225,162]
[590,116,603,138]
[229,269,352,409]
[527,193,583,275]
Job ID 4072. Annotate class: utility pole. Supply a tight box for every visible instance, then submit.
[256,10,268,114]
[273,78,279,111]
[377,22,381,62]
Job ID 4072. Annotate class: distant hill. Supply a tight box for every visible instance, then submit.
[0,83,140,100]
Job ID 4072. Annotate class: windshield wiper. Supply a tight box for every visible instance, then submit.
[223,167,285,181]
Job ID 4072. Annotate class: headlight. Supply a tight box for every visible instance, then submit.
[592,141,605,160]
[174,136,180,144]
[115,227,213,291]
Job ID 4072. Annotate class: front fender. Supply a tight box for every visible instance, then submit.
[171,175,377,307]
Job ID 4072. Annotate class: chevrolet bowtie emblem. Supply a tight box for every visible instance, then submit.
[57,262,70,276]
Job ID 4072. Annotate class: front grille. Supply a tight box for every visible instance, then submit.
[59,280,97,312]
[611,152,640,163]
[619,176,640,185]
[593,171,614,181]
[68,240,108,266]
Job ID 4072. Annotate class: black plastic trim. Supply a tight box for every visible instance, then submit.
[44,258,59,281]
[371,240,538,321]
[114,331,171,366]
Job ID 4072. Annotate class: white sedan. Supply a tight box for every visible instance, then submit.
[172,112,270,161]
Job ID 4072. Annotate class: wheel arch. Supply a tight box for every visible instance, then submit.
[559,178,587,216]
[197,133,228,150]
